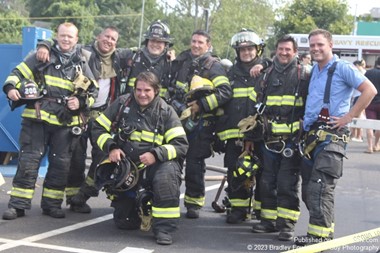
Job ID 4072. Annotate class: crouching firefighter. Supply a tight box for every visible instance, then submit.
[91,71,188,245]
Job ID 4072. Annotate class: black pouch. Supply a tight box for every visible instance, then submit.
[314,142,345,179]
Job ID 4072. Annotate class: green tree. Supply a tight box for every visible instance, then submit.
[273,0,354,39]
[0,8,30,43]
[211,0,275,59]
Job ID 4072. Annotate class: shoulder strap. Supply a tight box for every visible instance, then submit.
[111,94,132,133]
[324,61,338,104]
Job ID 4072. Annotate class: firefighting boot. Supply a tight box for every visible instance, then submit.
[70,191,91,213]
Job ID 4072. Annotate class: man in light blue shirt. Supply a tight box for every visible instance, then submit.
[295,29,376,246]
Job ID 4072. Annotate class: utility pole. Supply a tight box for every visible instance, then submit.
[138,0,146,47]
[194,0,198,30]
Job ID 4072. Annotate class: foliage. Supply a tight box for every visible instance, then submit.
[0,8,30,43]
[273,0,354,40]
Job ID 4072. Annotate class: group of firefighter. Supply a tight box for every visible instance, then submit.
[3,19,375,246]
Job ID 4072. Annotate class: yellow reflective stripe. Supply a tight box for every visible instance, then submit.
[45,75,74,92]
[165,126,186,143]
[97,133,113,150]
[206,93,218,110]
[130,130,164,145]
[159,87,168,98]
[21,109,82,126]
[176,80,188,92]
[6,76,20,86]
[42,187,64,200]
[254,200,261,211]
[152,206,180,218]
[271,121,300,134]
[217,128,243,141]
[308,223,332,237]
[162,144,177,160]
[184,195,205,207]
[96,114,112,132]
[230,198,250,207]
[65,187,80,197]
[212,75,229,87]
[233,87,254,98]
[128,77,136,87]
[261,208,277,220]
[85,176,95,186]
[10,187,34,199]
[266,95,304,106]
[277,207,300,221]
[17,62,34,80]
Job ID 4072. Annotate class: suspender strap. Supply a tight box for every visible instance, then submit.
[324,61,338,104]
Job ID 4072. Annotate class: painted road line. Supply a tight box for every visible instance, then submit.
[0,183,223,252]
[283,227,380,253]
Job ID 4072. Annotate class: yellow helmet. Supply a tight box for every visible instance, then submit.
[186,75,214,102]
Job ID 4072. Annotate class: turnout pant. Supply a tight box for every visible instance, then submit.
[259,142,301,230]
[9,119,74,210]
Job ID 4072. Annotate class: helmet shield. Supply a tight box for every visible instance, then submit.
[230,29,265,56]
[144,20,172,44]
[19,79,43,100]
[95,157,139,191]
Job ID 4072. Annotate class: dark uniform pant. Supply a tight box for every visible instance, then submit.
[67,116,106,202]
[113,161,182,234]
[184,122,215,208]
[301,141,345,238]
[259,142,301,230]
[9,119,74,210]
[224,139,252,209]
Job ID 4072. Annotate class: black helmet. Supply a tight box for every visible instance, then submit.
[95,157,139,191]
[232,151,260,184]
[230,28,265,56]
[144,20,172,44]
[19,79,43,100]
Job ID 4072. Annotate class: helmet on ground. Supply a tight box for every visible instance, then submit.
[95,157,139,191]
[144,20,173,45]
[185,75,214,102]
[233,151,260,183]
[18,79,43,100]
[230,28,265,56]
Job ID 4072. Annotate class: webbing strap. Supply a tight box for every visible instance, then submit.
[323,61,338,104]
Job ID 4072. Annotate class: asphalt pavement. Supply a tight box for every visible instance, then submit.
[0,140,379,253]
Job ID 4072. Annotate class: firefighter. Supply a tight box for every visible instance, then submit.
[295,29,376,246]
[216,29,266,224]
[91,71,188,245]
[171,30,232,218]
[2,22,98,220]
[245,35,310,241]
[125,20,174,99]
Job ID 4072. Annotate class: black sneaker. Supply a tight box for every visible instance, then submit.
[278,229,294,241]
[2,208,25,220]
[42,208,65,218]
[252,221,278,233]
[186,207,200,219]
[226,209,246,224]
[294,234,331,246]
[155,232,172,245]
[70,203,91,213]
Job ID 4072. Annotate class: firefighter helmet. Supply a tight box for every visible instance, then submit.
[233,151,260,183]
[19,79,43,100]
[185,75,214,102]
[230,28,265,56]
[95,157,139,191]
[144,20,173,44]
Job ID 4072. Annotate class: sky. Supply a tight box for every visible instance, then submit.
[346,0,380,15]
